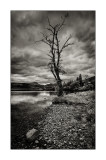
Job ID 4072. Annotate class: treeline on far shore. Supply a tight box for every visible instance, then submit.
[11,75,95,93]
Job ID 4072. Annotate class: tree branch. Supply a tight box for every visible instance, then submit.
[42,39,51,47]
[47,17,54,29]
[56,17,65,33]
[62,42,74,49]
[48,63,57,81]
[55,33,60,67]
[51,68,57,81]
[46,27,54,34]
[40,32,58,46]
[47,54,53,59]
[33,39,43,44]
[60,34,73,53]
[51,28,56,66]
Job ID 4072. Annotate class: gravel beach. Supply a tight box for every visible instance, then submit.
[11,91,95,149]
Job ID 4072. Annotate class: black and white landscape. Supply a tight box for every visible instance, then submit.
[11,11,95,149]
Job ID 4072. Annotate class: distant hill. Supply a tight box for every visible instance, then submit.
[11,82,44,91]
[44,83,55,91]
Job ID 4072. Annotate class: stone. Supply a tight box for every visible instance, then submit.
[38,121,42,125]
[79,129,81,131]
[39,136,42,140]
[26,128,38,141]
[35,140,39,144]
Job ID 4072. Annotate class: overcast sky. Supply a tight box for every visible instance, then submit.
[11,11,95,84]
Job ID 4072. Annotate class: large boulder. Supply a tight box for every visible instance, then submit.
[26,128,38,141]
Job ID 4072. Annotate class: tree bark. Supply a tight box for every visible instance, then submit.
[57,79,63,96]
[55,68,63,96]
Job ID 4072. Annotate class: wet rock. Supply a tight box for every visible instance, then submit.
[38,121,42,125]
[39,136,42,140]
[79,128,81,131]
[26,128,38,141]
[35,140,39,144]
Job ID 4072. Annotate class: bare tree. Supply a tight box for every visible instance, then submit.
[35,16,73,96]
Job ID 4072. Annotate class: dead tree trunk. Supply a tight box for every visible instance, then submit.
[54,68,63,96]
[35,16,73,96]
[57,79,63,96]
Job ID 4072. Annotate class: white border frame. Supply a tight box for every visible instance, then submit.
[0,0,106,160]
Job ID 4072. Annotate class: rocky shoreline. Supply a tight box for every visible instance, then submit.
[11,91,95,149]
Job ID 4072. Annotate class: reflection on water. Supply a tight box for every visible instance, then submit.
[11,91,56,107]
[11,91,57,149]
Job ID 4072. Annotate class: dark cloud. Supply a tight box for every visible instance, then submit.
[11,11,95,83]
[83,41,95,58]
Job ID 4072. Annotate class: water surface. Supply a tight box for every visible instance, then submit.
[11,91,57,148]
[11,91,56,108]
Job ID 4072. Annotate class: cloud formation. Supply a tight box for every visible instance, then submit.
[11,11,95,84]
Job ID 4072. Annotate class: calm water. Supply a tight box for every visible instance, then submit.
[11,91,56,110]
[11,91,57,148]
